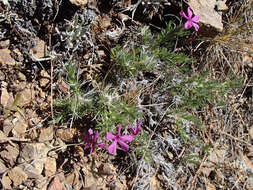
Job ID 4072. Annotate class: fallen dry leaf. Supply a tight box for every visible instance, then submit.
[17,71,26,81]
[31,37,46,60]
[8,166,28,187]
[99,15,112,30]
[82,166,100,187]
[0,87,9,108]
[216,1,228,11]
[0,130,7,140]
[122,0,131,7]
[19,87,33,105]
[0,48,17,66]
[12,112,28,138]
[98,163,116,176]
[3,117,13,136]
[65,171,82,190]
[35,176,50,190]
[47,176,64,190]
[0,86,14,109]
[19,143,49,162]
[69,0,88,6]
[12,48,23,62]
[40,70,50,87]
[206,183,216,190]
[114,181,126,190]
[23,162,44,179]
[0,159,7,174]
[0,143,19,166]
[57,77,70,94]
[202,149,226,176]
[56,128,75,142]
[0,39,10,48]
[208,149,226,163]
[117,13,130,22]
[84,184,99,190]
[150,175,160,190]
[44,157,57,176]
[2,175,12,189]
[39,127,54,142]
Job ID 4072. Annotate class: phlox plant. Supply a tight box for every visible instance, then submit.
[82,8,201,156]
[83,122,142,155]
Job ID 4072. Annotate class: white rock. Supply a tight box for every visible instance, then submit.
[69,0,88,6]
[189,0,226,31]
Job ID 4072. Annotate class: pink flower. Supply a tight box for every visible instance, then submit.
[84,128,106,154]
[128,122,142,136]
[106,125,134,154]
[180,7,200,31]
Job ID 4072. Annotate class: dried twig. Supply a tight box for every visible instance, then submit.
[221,131,253,148]
[189,153,208,190]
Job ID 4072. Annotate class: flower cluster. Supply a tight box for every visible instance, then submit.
[83,122,142,155]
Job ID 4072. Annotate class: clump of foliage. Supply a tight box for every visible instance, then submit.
[172,73,242,110]
[54,15,242,166]
[54,61,94,125]
[111,36,156,77]
[94,86,142,135]
[111,22,193,78]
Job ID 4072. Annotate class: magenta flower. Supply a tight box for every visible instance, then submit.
[180,7,200,31]
[128,122,142,136]
[84,128,106,154]
[106,125,134,154]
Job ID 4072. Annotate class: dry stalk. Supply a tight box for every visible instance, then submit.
[189,153,208,190]
[49,23,55,127]
[221,132,253,149]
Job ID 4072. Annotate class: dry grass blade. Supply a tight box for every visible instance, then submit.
[49,23,55,127]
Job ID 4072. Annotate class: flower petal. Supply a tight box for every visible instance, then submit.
[98,142,106,148]
[106,132,116,140]
[117,125,122,136]
[108,140,117,154]
[117,140,129,152]
[180,11,188,19]
[192,15,200,23]
[128,127,136,135]
[93,131,99,142]
[84,143,90,150]
[136,122,142,134]
[192,22,199,31]
[119,135,134,142]
[187,7,193,18]
[128,122,141,136]
[184,21,193,29]
[88,128,93,135]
